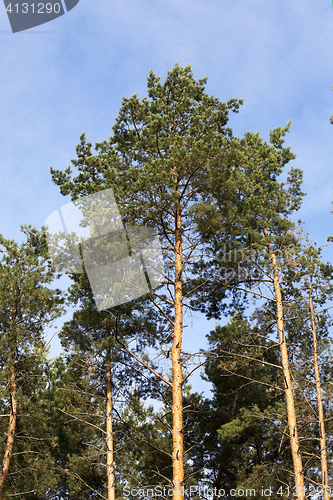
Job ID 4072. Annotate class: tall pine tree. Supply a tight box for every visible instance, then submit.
[50,63,243,499]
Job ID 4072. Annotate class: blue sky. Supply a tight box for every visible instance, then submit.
[1,0,333,394]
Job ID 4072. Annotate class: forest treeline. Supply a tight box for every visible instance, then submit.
[1,64,333,500]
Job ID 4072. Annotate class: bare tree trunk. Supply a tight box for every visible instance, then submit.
[0,363,17,500]
[172,205,184,500]
[308,277,329,500]
[106,350,115,500]
[265,236,305,500]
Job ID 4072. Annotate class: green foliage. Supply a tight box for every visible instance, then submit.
[183,314,290,497]
[0,226,64,498]
[0,64,328,499]
[50,64,244,307]
[46,259,170,497]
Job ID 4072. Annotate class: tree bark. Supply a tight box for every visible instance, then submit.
[308,277,329,500]
[172,205,184,500]
[265,235,305,500]
[106,350,115,500]
[0,363,18,500]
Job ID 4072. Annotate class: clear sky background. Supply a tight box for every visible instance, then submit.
[0,0,333,395]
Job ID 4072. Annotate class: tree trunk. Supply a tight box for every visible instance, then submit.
[0,363,18,500]
[265,236,305,500]
[172,205,184,500]
[106,350,115,500]
[308,277,329,500]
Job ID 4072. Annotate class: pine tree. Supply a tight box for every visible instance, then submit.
[193,125,308,499]
[50,63,243,499]
[282,242,333,499]
[0,226,63,498]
